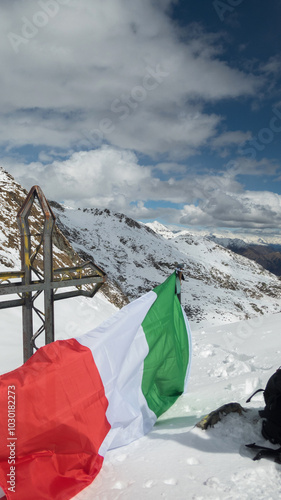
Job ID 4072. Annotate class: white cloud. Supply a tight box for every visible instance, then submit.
[180,190,281,229]
[0,0,264,157]
[3,145,281,231]
[260,55,281,76]
[224,157,279,177]
[2,147,152,211]
[179,205,214,226]
[0,147,231,213]
[212,130,252,149]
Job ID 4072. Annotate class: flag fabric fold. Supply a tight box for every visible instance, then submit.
[0,272,192,500]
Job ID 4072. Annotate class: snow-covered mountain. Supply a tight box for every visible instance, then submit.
[209,235,250,250]
[52,206,281,326]
[2,165,281,327]
[209,235,281,277]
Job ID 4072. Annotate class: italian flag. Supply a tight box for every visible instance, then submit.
[0,272,192,500]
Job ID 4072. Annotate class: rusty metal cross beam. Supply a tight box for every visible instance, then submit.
[0,186,106,362]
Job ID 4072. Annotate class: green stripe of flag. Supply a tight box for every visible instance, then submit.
[141,272,190,417]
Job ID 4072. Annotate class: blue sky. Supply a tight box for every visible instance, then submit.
[1,0,281,235]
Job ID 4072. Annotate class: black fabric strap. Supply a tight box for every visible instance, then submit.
[246,389,264,403]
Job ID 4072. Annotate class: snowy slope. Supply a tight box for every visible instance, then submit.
[1,295,281,499]
[53,206,281,326]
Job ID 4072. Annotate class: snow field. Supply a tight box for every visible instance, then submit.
[1,278,281,498]
[71,311,281,500]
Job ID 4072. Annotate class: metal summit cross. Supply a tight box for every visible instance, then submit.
[0,185,106,362]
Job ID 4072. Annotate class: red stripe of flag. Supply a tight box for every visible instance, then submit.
[0,339,110,500]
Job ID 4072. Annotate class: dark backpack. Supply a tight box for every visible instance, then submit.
[246,368,281,461]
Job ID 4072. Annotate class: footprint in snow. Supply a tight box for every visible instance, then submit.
[186,457,200,465]
[143,479,157,488]
[203,476,228,492]
[198,345,215,358]
[163,478,178,485]
[111,481,131,490]
[115,453,128,462]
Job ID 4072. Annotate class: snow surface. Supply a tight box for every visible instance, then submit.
[1,291,281,499]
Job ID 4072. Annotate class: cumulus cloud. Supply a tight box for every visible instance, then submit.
[4,146,197,212]
[2,147,151,211]
[212,130,252,148]
[179,205,214,226]
[180,190,281,229]
[223,157,280,178]
[260,55,281,76]
[0,0,264,158]
[2,143,281,232]
[3,145,279,230]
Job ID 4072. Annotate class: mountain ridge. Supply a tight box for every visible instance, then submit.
[51,203,281,326]
[210,235,281,277]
